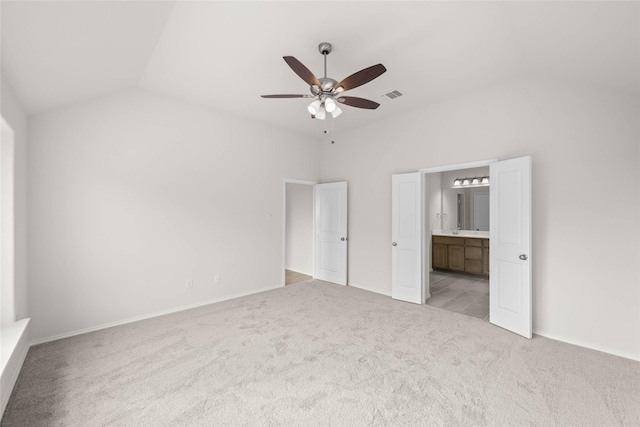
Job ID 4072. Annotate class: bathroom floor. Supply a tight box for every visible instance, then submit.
[427,271,490,321]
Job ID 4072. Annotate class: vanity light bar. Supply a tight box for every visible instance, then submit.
[453,176,490,187]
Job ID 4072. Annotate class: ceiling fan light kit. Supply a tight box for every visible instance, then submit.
[261,42,387,124]
[324,97,337,113]
[307,100,321,115]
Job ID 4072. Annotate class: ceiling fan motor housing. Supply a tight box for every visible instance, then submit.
[319,77,337,93]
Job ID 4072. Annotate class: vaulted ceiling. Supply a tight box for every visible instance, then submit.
[2,1,638,137]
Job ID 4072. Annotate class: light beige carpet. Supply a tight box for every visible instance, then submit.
[2,280,639,426]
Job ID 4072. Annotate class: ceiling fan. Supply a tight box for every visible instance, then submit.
[261,42,386,120]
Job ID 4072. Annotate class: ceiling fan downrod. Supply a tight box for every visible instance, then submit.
[315,43,339,98]
[319,42,332,78]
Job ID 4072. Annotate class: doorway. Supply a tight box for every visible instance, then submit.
[425,164,491,320]
[283,180,315,285]
[391,157,532,338]
[282,179,349,287]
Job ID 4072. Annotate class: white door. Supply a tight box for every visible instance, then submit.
[391,172,423,304]
[314,182,348,285]
[490,156,532,338]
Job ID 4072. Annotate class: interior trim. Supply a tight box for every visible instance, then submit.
[419,159,498,174]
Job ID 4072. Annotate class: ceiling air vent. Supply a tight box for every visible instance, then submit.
[383,90,403,100]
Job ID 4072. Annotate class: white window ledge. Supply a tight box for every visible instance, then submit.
[1,318,30,417]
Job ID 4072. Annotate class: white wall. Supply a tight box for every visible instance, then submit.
[285,183,313,275]
[320,75,640,360]
[0,75,28,322]
[27,89,320,342]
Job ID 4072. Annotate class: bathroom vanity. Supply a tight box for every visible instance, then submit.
[432,231,489,276]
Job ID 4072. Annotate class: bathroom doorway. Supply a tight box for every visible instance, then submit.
[392,157,531,336]
[422,161,492,321]
[418,156,533,339]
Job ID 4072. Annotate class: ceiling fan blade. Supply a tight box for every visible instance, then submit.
[283,56,321,87]
[337,96,380,110]
[335,64,387,93]
[261,94,312,98]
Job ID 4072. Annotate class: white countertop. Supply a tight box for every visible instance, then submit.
[432,229,489,239]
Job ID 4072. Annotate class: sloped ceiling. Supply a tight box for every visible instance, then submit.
[2,1,638,137]
[0,1,176,114]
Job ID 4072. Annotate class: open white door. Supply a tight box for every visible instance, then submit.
[391,172,423,304]
[314,182,347,285]
[490,156,532,338]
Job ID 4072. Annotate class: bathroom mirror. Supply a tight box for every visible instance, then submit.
[442,187,490,231]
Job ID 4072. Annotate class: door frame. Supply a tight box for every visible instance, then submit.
[418,159,497,300]
[282,178,318,287]
[1,116,16,324]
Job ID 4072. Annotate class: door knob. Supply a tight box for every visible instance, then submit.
[341,237,346,241]
[519,254,528,260]
[392,242,397,246]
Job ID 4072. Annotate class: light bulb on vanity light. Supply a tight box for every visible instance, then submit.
[454,178,462,186]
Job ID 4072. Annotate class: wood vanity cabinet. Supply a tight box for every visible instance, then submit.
[433,244,448,270]
[432,236,489,276]
[448,245,465,272]
[482,240,490,276]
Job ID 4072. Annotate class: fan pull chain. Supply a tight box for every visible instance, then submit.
[330,114,335,144]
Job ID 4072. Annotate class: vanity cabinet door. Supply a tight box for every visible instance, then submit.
[448,245,465,271]
[432,237,489,276]
[482,247,490,275]
[464,245,483,274]
[465,260,483,275]
[433,244,448,270]
[465,247,482,260]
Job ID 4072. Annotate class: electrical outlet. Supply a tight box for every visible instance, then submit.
[186,280,193,289]
[214,275,220,284]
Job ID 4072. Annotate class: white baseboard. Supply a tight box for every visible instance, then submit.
[1,319,30,418]
[348,282,392,297]
[21,285,638,378]
[533,328,640,362]
[345,285,639,361]
[31,285,282,346]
